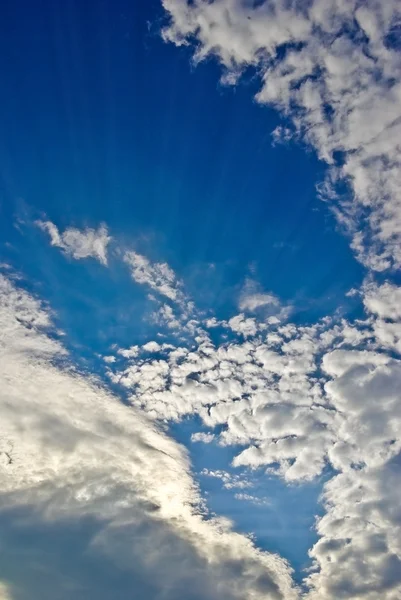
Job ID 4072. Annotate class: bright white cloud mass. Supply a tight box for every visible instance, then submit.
[1,0,401,599]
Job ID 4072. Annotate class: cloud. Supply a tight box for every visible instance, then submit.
[238,280,292,322]
[117,345,140,359]
[234,493,270,507]
[271,126,295,146]
[36,220,111,265]
[200,469,252,491]
[124,250,185,303]
[239,292,280,313]
[162,0,401,271]
[103,271,401,596]
[191,432,215,444]
[305,457,401,599]
[0,274,298,600]
[228,314,259,337]
[363,281,401,321]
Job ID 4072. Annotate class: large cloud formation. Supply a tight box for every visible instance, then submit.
[162,0,401,272]
[105,280,401,599]
[0,274,297,600]
[5,0,401,595]
[33,217,401,598]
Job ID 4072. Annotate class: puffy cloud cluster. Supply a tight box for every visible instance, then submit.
[32,214,401,597]
[306,458,401,600]
[200,469,252,490]
[162,0,401,271]
[103,277,401,598]
[0,273,298,600]
[108,318,332,481]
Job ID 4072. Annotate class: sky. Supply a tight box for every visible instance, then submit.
[0,0,401,599]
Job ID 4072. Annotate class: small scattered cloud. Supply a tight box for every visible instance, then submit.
[228,314,259,337]
[234,493,270,507]
[191,432,215,444]
[36,220,111,265]
[238,279,292,322]
[200,469,253,490]
[271,125,294,146]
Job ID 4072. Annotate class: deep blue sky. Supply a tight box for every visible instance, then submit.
[0,0,365,586]
[0,0,364,325]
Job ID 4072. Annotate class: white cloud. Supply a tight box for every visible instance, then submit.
[191,432,215,444]
[104,274,401,596]
[36,220,111,265]
[235,493,270,507]
[151,303,181,329]
[0,274,298,600]
[103,355,116,364]
[142,341,162,353]
[162,0,401,271]
[271,126,295,146]
[363,281,401,321]
[117,345,140,359]
[305,458,401,600]
[239,288,280,313]
[200,469,252,491]
[238,280,291,323]
[124,250,185,303]
[228,314,259,337]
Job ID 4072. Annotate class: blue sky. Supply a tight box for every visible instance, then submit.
[1,1,401,599]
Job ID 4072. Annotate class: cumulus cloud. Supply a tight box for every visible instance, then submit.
[306,457,401,600]
[239,280,281,313]
[162,0,401,271]
[0,274,298,600]
[228,314,259,337]
[104,273,401,597]
[238,280,292,323]
[36,220,111,265]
